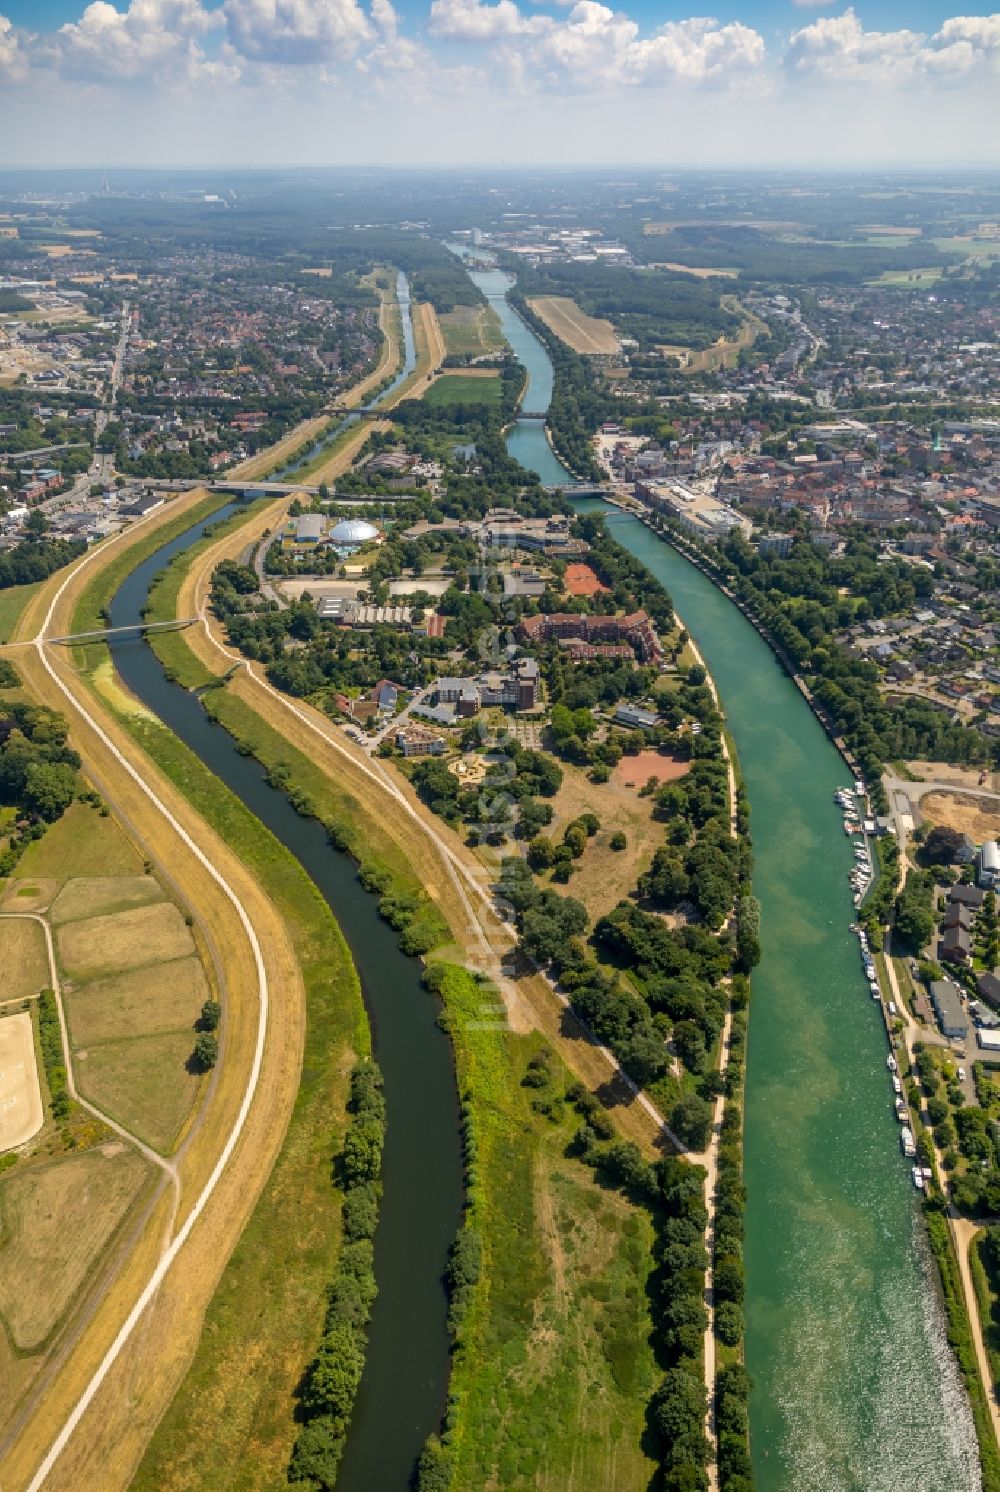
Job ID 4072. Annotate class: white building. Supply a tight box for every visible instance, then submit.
[979,840,1000,889]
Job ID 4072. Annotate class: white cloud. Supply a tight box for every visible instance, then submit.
[430,0,764,85]
[224,0,372,63]
[44,0,221,81]
[428,0,539,41]
[0,14,29,80]
[787,7,1000,82]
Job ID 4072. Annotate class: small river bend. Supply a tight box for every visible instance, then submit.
[108,504,463,1490]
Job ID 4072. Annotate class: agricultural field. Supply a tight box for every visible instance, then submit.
[0,1146,151,1355]
[10,803,215,1153]
[527,295,620,355]
[423,371,502,408]
[0,917,48,999]
[439,302,506,358]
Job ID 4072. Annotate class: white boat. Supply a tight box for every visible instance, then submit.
[870,980,881,996]
[912,1166,925,1191]
[901,1127,916,1157]
[887,1054,898,1071]
[854,893,862,907]
[892,1075,903,1095]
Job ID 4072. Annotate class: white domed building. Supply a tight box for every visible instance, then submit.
[329,518,380,555]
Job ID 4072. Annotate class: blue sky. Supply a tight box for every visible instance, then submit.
[1,0,998,166]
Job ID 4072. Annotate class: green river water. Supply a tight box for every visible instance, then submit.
[574,504,981,1492]
[445,239,982,1488]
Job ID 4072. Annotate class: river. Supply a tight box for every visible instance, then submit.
[462,258,982,1488]
[107,503,463,1490]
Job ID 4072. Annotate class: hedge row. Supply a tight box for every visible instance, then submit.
[713,976,754,1491]
[923,1205,1000,1492]
[36,988,70,1122]
[287,1060,386,1491]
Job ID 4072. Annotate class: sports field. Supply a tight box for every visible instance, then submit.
[0,1014,43,1152]
[527,296,619,355]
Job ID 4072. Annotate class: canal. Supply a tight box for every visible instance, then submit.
[579,505,980,1492]
[107,503,464,1491]
[466,253,983,1489]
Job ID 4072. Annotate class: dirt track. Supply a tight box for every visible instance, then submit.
[0,494,309,1492]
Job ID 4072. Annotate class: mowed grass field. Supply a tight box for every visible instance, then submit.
[528,295,620,355]
[0,1145,152,1356]
[14,805,212,1153]
[438,302,506,358]
[439,966,659,1492]
[422,370,502,408]
[0,581,42,643]
[0,917,49,999]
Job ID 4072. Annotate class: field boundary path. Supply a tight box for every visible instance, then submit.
[0,912,182,1228]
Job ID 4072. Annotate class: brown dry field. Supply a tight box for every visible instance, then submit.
[563,562,609,597]
[0,488,309,1492]
[179,501,664,1155]
[49,875,163,926]
[648,262,737,278]
[544,761,662,920]
[0,1147,151,1356]
[300,267,332,277]
[528,295,619,356]
[0,919,49,999]
[66,955,208,1046]
[1,880,58,915]
[76,1032,202,1154]
[438,366,500,379]
[380,301,446,407]
[614,750,691,789]
[56,901,193,983]
[921,791,1000,843]
[907,760,1000,792]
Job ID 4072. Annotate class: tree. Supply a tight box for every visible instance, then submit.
[610,831,627,851]
[619,1030,667,1087]
[563,823,588,859]
[671,1092,713,1150]
[527,835,555,871]
[300,1325,364,1429]
[192,1032,218,1070]
[198,999,221,1031]
[22,760,76,821]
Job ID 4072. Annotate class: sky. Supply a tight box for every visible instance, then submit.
[0,0,998,168]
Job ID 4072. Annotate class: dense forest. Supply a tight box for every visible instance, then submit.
[511,258,740,350]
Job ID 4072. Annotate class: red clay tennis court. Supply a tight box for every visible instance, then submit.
[614,751,691,789]
[564,563,609,596]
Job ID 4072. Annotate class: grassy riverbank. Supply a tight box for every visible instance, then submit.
[61,518,371,1490]
[135,503,671,1488]
[432,963,660,1491]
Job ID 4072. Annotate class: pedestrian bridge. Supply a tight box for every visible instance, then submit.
[45,618,200,646]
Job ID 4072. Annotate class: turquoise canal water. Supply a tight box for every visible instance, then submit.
[446,248,980,1488]
[446,243,573,486]
[575,503,981,1492]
